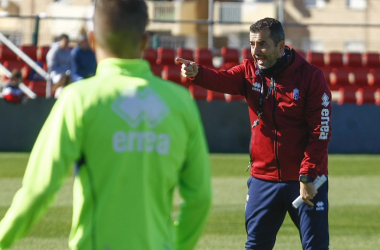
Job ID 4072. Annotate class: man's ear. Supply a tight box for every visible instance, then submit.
[140,32,149,52]
[87,31,96,52]
[278,40,285,54]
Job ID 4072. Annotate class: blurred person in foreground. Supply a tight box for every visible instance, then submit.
[177,17,331,250]
[46,34,83,83]
[0,0,211,249]
[1,69,26,104]
[71,33,97,79]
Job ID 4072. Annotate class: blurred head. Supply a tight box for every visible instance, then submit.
[249,18,285,69]
[78,34,90,50]
[58,34,69,50]
[90,0,149,60]
[10,69,22,87]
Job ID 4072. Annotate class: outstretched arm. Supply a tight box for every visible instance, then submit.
[176,57,247,96]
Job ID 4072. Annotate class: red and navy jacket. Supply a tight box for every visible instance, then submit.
[2,84,24,103]
[191,46,331,181]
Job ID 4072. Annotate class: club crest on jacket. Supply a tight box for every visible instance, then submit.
[293,88,299,100]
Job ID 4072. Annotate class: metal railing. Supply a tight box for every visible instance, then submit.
[0,32,51,98]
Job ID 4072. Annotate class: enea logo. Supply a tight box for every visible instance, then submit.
[112,86,170,129]
[111,87,171,155]
[252,82,261,92]
[293,88,299,100]
[316,201,325,211]
[322,93,330,107]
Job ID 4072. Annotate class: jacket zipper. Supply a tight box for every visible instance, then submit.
[271,78,282,181]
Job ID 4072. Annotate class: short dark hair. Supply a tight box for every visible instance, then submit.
[94,0,148,55]
[11,69,22,79]
[250,18,285,46]
[58,34,69,41]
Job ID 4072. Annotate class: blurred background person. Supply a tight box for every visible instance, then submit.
[71,33,97,79]
[46,34,82,83]
[1,69,26,104]
[52,70,72,99]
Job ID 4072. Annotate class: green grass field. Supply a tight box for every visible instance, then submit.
[1,153,380,249]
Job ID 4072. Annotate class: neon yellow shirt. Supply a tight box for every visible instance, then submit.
[0,58,212,250]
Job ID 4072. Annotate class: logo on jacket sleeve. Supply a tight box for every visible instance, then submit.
[252,82,261,92]
[112,86,170,128]
[293,88,299,100]
[322,93,330,107]
[319,108,330,140]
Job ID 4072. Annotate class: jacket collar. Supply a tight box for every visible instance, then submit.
[96,58,153,78]
[256,45,306,79]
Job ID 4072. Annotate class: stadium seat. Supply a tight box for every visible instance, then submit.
[195,48,214,68]
[3,60,24,71]
[221,47,240,70]
[356,87,376,105]
[330,68,350,87]
[225,93,245,102]
[306,51,325,68]
[376,89,380,105]
[37,46,49,62]
[321,68,332,86]
[351,68,369,87]
[337,87,357,105]
[1,61,28,81]
[156,47,175,66]
[241,47,254,61]
[368,69,380,87]
[143,48,162,77]
[345,52,362,69]
[326,52,344,68]
[162,65,181,84]
[177,48,194,62]
[363,52,380,69]
[189,85,207,100]
[28,80,47,97]
[0,44,17,61]
[143,47,157,65]
[19,45,37,61]
[22,79,30,86]
[150,64,163,77]
[207,90,226,102]
[179,77,193,88]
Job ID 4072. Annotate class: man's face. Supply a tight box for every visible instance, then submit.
[11,75,22,87]
[250,28,284,70]
[79,38,90,50]
[59,38,69,50]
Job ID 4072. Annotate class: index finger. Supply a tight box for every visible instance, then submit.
[303,198,314,207]
[175,57,192,66]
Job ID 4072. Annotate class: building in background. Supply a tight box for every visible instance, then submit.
[0,0,379,53]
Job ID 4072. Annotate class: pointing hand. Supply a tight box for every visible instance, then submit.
[176,57,199,78]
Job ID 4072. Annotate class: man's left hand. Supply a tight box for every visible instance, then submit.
[300,182,317,207]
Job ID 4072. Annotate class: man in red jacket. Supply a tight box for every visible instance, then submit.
[177,17,331,250]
